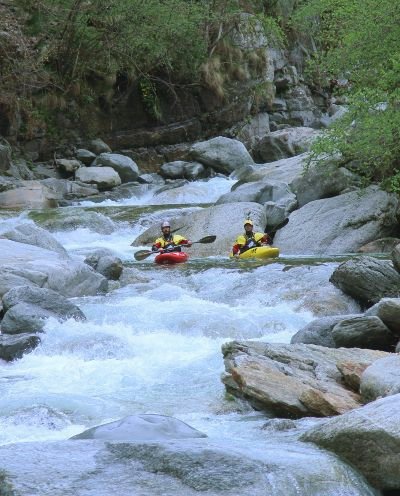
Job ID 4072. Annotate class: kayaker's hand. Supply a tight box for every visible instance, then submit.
[186,240,192,247]
[158,248,164,253]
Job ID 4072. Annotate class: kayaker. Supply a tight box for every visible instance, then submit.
[152,221,192,252]
[232,220,270,257]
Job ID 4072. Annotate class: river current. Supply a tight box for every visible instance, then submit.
[0,177,377,495]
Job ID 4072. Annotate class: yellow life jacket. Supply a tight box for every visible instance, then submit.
[235,232,266,249]
[154,234,186,249]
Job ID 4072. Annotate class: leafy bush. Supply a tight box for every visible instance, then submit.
[295,0,400,191]
[3,0,282,130]
[19,0,282,88]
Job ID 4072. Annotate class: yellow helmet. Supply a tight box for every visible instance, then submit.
[244,219,253,226]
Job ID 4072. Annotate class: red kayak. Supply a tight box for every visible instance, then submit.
[154,251,188,265]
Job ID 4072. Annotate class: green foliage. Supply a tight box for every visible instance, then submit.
[6,0,284,133]
[19,0,210,81]
[308,90,400,188]
[294,0,400,191]
[139,77,162,121]
[295,0,400,89]
[17,0,283,88]
[253,12,285,48]
[0,470,16,496]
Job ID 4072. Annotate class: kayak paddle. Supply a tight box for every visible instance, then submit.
[134,235,217,261]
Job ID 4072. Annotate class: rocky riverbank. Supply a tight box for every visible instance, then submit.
[1,127,400,494]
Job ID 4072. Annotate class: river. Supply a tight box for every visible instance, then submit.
[0,177,377,495]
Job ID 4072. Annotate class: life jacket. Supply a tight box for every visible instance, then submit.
[234,232,268,254]
[152,234,187,251]
[243,233,258,249]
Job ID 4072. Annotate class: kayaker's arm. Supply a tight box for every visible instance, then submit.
[259,233,271,245]
[177,238,192,247]
[173,235,192,247]
[232,243,241,256]
[152,236,169,252]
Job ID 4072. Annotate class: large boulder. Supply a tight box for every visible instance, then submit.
[284,85,322,127]
[190,137,254,175]
[84,249,123,280]
[0,239,108,298]
[291,315,360,348]
[1,302,57,333]
[7,158,36,180]
[0,333,41,361]
[1,285,86,334]
[94,153,139,182]
[0,181,58,209]
[233,153,306,185]
[0,266,48,297]
[291,163,360,208]
[71,414,207,441]
[232,113,270,150]
[132,202,267,256]
[33,209,116,234]
[360,355,400,402]
[253,127,319,163]
[0,436,377,496]
[1,223,68,256]
[222,341,387,418]
[292,313,397,351]
[216,179,297,211]
[301,393,400,492]
[274,186,400,255]
[330,257,400,307]
[55,158,81,177]
[86,138,112,154]
[2,285,81,313]
[160,160,206,180]
[41,178,99,199]
[331,316,396,351]
[75,148,96,165]
[365,298,400,335]
[75,166,121,190]
[358,237,400,254]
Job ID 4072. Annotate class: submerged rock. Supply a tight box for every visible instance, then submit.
[0,436,378,496]
[0,333,41,361]
[1,285,86,334]
[71,414,207,441]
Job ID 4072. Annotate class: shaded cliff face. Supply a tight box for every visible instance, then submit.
[0,8,259,159]
[0,0,326,162]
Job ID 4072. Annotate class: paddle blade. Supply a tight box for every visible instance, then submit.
[196,235,217,244]
[267,218,289,235]
[134,250,155,261]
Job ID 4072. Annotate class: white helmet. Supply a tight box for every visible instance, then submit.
[161,221,170,228]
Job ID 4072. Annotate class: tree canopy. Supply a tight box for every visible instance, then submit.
[4,0,282,133]
[294,0,400,191]
[17,0,282,91]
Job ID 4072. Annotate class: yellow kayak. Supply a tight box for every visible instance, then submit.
[230,246,280,259]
